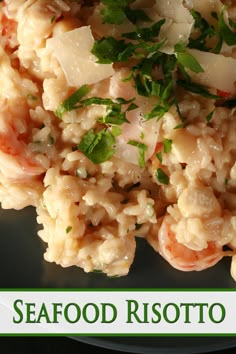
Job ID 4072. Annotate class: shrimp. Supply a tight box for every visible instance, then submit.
[0,99,47,180]
[0,9,18,51]
[157,215,224,271]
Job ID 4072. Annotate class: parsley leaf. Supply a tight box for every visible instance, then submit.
[127,140,148,168]
[98,108,129,125]
[78,129,115,164]
[125,7,151,24]
[218,7,236,46]
[101,5,127,25]
[156,168,169,185]
[188,10,217,52]
[156,151,163,163]
[101,0,150,25]
[55,85,89,119]
[174,42,204,74]
[163,139,172,153]
[206,110,215,122]
[56,88,135,125]
[176,52,204,73]
[144,102,170,121]
[91,37,134,63]
[66,226,72,234]
[111,126,122,137]
[177,79,221,100]
[122,19,165,41]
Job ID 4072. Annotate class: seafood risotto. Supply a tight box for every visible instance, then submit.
[1,0,236,279]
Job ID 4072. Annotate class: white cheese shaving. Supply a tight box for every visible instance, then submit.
[187,48,236,93]
[46,26,114,87]
[146,0,194,54]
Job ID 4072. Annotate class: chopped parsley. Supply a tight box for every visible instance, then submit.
[144,102,170,121]
[55,85,136,125]
[156,151,163,163]
[127,140,148,168]
[97,98,136,125]
[111,126,122,137]
[55,1,236,169]
[163,139,172,154]
[66,226,72,234]
[122,19,165,41]
[50,15,56,24]
[78,129,115,164]
[177,80,221,100]
[49,135,55,145]
[55,85,90,118]
[100,0,150,25]
[188,10,217,52]
[156,168,169,185]
[27,94,38,101]
[206,110,215,122]
[175,42,204,74]
[91,37,134,63]
[218,7,236,46]
[188,7,236,53]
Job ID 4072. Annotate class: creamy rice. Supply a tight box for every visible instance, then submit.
[1,0,236,278]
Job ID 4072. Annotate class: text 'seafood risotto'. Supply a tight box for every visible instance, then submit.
[1,0,236,279]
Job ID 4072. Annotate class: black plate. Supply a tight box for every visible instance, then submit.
[0,206,236,353]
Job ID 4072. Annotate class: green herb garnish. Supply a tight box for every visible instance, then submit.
[50,15,56,24]
[175,48,204,74]
[66,226,72,234]
[100,0,150,25]
[128,140,148,168]
[78,129,115,164]
[122,19,165,41]
[218,7,236,46]
[188,10,217,52]
[49,135,55,145]
[163,139,172,153]
[156,168,169,185]
[206,110,215,122]
[55,85,90,119]
[177,80,221,100]
[156,151,163,163]
[27,94,38,101]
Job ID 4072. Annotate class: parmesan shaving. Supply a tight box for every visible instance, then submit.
[147,0,194,54]
[187,48,236,93]
[46,26,114,87]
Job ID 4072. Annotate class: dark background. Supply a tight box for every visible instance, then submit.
[1,208,236,353]
[0,337,236,354]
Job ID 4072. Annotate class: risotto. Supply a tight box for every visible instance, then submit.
[1,0,236,279]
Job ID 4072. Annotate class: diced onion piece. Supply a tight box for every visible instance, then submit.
[187,49,236,93]
[46,26,114,87]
